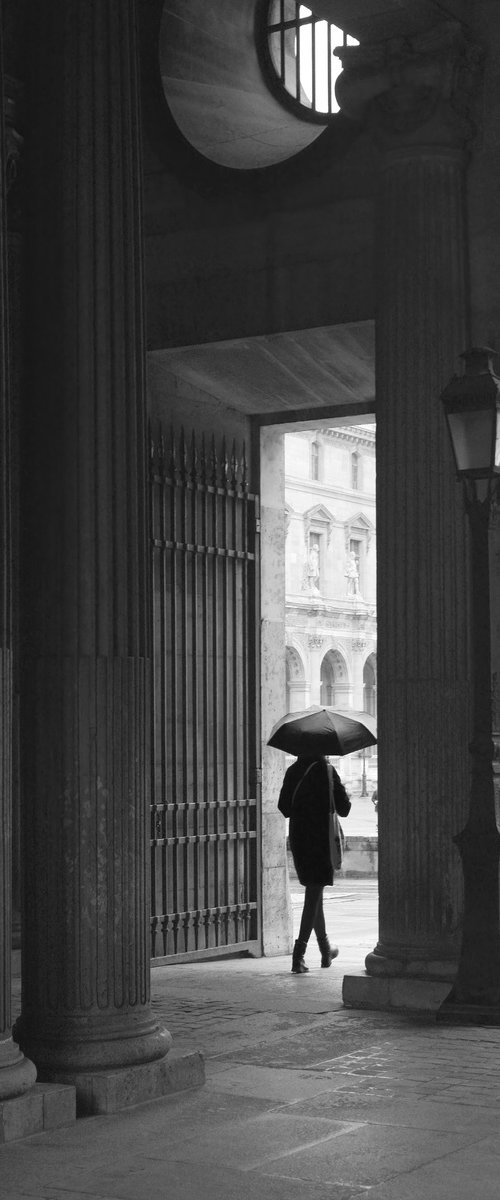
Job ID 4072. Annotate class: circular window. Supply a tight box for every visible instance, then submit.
[158,1,359,174]
[261,2,358,122]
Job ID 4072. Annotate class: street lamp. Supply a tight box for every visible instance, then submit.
[438,346,500,1024]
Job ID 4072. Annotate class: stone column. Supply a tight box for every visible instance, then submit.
[468,5,500,787]
[338,22,481,996]
[0,9,36,1103]
[6,73,26,965]
[15,0,174,1102]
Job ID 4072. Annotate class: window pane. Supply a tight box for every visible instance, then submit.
[265,3,358,120]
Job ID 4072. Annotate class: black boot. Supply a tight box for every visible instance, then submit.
[291,939,309,974]
[317,936,339,968]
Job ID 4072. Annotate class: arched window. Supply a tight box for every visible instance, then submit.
[262,2,358,120]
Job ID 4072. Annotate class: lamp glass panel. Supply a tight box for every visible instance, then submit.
[447,408,494,474]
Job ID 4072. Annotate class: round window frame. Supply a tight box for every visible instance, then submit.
[148,0,359,192]
[255,0,348,127]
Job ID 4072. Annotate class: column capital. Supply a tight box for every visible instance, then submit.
[335,20,483,156]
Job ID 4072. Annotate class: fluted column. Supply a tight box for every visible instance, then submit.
[338,22,481,983]
[16,0,171,1085]
[0,9,36,1101]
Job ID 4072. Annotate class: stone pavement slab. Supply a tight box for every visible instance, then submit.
[204,1063,352,1102]
[0,1161,354,1200]
[162,1110,363,1173]
[3,880,500,1199]
[255,1119,485,1190]
[289,1087,500,1132]
[363,1136,500,1200]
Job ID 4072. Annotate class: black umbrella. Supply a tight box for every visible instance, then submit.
[267,705,377,757]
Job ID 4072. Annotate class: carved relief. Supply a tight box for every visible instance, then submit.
[352,639,367,653]
[308,634,323,649]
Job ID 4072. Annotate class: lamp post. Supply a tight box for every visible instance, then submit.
[360,747,368,796]
[438,347,500,1024]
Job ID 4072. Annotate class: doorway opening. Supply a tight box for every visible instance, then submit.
[260,416,377,954]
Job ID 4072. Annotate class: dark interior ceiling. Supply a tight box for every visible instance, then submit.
[148,320,375,424]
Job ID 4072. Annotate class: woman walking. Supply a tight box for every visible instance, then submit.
[278,754,351,974]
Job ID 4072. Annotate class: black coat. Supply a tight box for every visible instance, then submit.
[278,756,351,887]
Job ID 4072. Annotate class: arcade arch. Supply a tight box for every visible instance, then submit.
[320,647,350,707]
[364,652,377,717]
[285,644,308,712]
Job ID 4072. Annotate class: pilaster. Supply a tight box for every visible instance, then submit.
[351,641,366,711]
[260,429,293,956]
[338,21,480,989]
[15,0,176,1101]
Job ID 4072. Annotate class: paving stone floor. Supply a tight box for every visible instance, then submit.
[4,880,500,1199]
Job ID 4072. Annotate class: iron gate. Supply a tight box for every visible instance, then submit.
[149,424,261,961]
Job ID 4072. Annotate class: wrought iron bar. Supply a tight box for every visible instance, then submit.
[191,430,200,936]
[200,435,210,926]
[221,438,230,934]
[242,443,249,805]
[231,441,239,916]
[211,436,220,927]
[311,16,316,110]
[179,428,189,934]
[295,2,301,102]
[327,22,332,115]
[280,0,285,81]
[169,427,179,924]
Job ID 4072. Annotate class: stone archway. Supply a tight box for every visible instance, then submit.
[364,652,377,717]
[320,648,350,707]
[286,644,307,712]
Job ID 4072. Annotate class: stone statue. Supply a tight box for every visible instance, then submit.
[344,550,361,598]
[306,542,320,592]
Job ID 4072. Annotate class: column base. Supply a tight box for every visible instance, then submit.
[14,1009,173,1075]
[365,944,457,981]
[343,972,451,1014]
[0,1036,37,1102]
[49,1048,205,1116]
